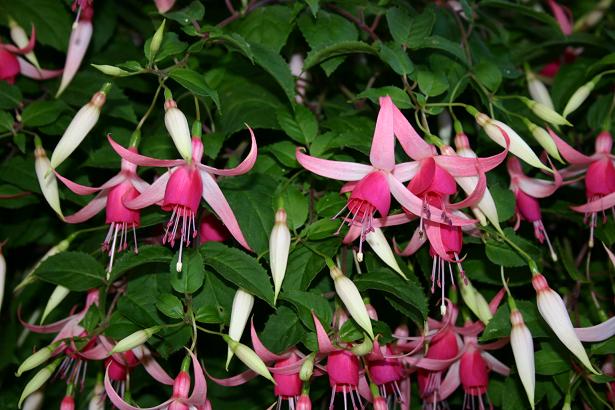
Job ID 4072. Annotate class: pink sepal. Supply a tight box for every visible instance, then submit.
[64,191,108,223]
[311,311,336,354]
[55,170,125,195]
[295,148,373,181]
[198,126,257,176]
[575,316,615,342]
[108,135,186,168]
[571,191,615,213]
[18,58,63,79]
[134,345,175,386]
[4,25,36,54]
[548,128,593,165]
[250,318,286,362]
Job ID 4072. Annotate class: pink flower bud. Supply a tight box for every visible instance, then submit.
[60,396,75,410]
[172,371,191,399]
[199,215,229,244]
[296,394,312,410]
[373,397,388,410]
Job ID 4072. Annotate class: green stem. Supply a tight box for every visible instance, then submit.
[495,230,539,276]
[135,80,165,134]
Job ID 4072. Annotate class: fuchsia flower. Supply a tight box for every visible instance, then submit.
[550,130,615,246]
[0,26,62,84]
[54,148,150,272]
[507,156,562,261]
[108,128,257,270]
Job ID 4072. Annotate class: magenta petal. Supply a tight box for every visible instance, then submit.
[575,317,615,342]
[186,350,207,405]
[425,222,456,262]
[105,363,171,410]
[125,171,170,209]
[391,101,434,160]
[571,191,615,213]
[311,311,336,354]
[250,318,285,362]
[296,148,373,181]
[18,57,63,80]
[64,191,108,223]
[55,170,124,195]
[206,368,258,386]
[108,135,186,168]
[201,171,252,251]
[199,126,257,176]
[134,345,175,386]
[370,96,396,171]
[548,128,593,165]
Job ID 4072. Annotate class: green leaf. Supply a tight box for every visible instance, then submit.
[249,43,296,103]
[209,32,254,62]
[6,0,71,51]
[192,269,235,324]
[417,68,449,97]
[0,82,22,110]
[168,68,220,109]
[413,35,468,65]
[34,252,106,291]
[0,111,13,133]
[109,245,173,282]
[281,290,332,331]
[233,5,294,53]
[164,1,205,24]
[304,218,339,240]
[259,306,305,353]
[201,242,274,306]
[535,346,570,375]
[21,101,67,127]
[304,41,377,71]
[298,10,358,50]
[118,273,168,328]
[481,301,550,342]
[265,141,298,168]
[490,183,516,222]
[170,248,204,294]
[276,105,318,145]
[304,0,319,16]
[474,61,503,92]
[156,294,185,319]
[385,7,412,45]
[284,239,340,291]
[485,228,541,268]
[377,42,414,76]
[357,86,412,109]
[279,183,309,230]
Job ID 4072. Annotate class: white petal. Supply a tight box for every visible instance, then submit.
[164,107,193,161]
[226,289,254,368]
[50,103,100,168]
[510,311,535,409]
[527,75,554,110]
[270,209,291,304]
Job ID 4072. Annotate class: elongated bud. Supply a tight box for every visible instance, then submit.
[16,237,72,291]
[365,228,407,279]
[521,97,570,126]
[297,394,312,410]
[60,393,75,410]
[458,276,492,325]
[16,342,60,376]
[226,289,254,369]
[523,120,563,162]
[50,86,109,168]
[573,0,612,31]
[270,208,290,304]
[56,17,94,97]
[34,139,63,219]
[563,77,599,118]
[300,353,315,381]
[41,285,70,323]
[0,247,5,314]
[526,70,554,109]
[223,336,275,383]
[88,378,104,410]
[21,389,44,410]
[18,358,61,408]
[149,19,166,63]
[472,111,550,172]
[111,326,161,353]
[351,333,374,356]
[510,309,535,409]
[91,64,133,77]
[532,274,599,374]
[329,266,374,339]
[8,18,39,69]
[164,98,193,162]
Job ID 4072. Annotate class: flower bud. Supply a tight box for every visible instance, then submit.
[91,64,133,77]
[270,208,290,304]
[438,110,452,145]
[226,289,254,369]
[34,139,63,219]
[223,336,275,383]
[458,276,492,325]
[16,237,72,292]
[296,394,312,410]
[563,77,599,118]
[41,285,70,323]
[329,266,374,339]
[526,70,553,109]
[18,358,61,408]
[351,334,374,356]
[373,397,388,410]
[299,353,315,381]
[111,326,161,353]
[60,395,75,410]
[365,228,406,279]
[573,0,612,31]
[149,19,166,63]
[522,98,570,126]
[21,389,44,410]
[523,120,563,162]
[16,342,60,376]
[510,309,535,409]
[88,379,104,410]
[50,86,109,168]
[164,99,193,162]
[532,274,599,374]
[8,18,39,68]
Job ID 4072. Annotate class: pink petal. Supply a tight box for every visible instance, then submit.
[296,148,373,181]
[198,126,257,176]
[18,309,74,334]
[76,342,109,360]
[250,319,286,362]
[395,227,427,256]
[130,176,150,194]
[391,101,435,160]
[206,368,258,386]
[64,191,108,223]
[268,357,307,375]
[447,167,486,210]
[134,345,175,385]
[108,135,186,168]
[201,171,252,251]
[369,96,396,171]
[57,20,93,96]
[481,351,510,376]
[571,191,615,213]
[187,350,207,405]
[508,156,562,199]
[392,161,420,182]
[489,288,506,315]
[311,311,336,354]
[18,57,62,80]
[124,171,170,209]
[405,352,463,371]
[55,170,125,195]
[435,151,506,177]
[105,363,171,410]
[438,360,461,401]
[575,317,615,342]
[547,0,573,35]
[548,128,593,165]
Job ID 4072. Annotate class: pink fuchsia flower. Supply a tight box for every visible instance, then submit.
[366,341,406,405]
[108,127,257,270]
[54,147,149,272]
[297,96,479,261]
[507,156,562,261]
[550,130,615,247]
[105,351,208,410]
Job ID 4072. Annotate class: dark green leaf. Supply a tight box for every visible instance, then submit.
[281,289,332,331]
[259,306,305,353]
[357,86,412,109]
[156,294,185,319]
[377,42,414,76]
[164,1,205,24]
[276,104,318,145]
[21,101,67,127]
[34,252,106,291]
[250,43,296,102]
[0,82,22,110]
[485,228,541,268]
[169,68,220,109]
[109,245,173,282]
[233,5,294,53]
[304,41,377,71]
[170,248,204,294]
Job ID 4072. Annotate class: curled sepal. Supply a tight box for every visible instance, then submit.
[34,140,63,219]
[164,99,193,162]
[56,19,93,97]
[270,208,291,304]
[329,266,374,339]
[223,336,275,383]
[510,309,535,409]
[111,326,161,354]
[574,316,615,342]
[18,358,61,408]
[226,289,254,369]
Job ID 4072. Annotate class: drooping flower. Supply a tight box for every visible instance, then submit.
[549,129,615,247]
[270,207,291,303]
[109,127,257,271]
[507,156,561,261]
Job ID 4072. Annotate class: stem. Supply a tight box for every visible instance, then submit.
[326,4,379,41]
[495,230,539,275]
[196,325,225,336]
[193,95,201,122]
[136,81,165,133]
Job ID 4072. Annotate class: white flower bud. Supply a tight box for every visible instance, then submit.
[34,142,63,219]
[8,18,39,69]
[524,120,563,162]
[164,99,193,162]
[88,380,104,410]
[224,336,275,383]
[270,208,290,304]
[563,79,598,118]
[532,274,599,374]
[50,88,108,168]
[226,289,254,369]
[21,389,44,410]
[526,71,553,110]
[41,285,70,323]
[18,359,61,408]
[510,309,535,409]
[111,326,161,354]
[16,342,59,376]
[16,237,72,292]
[365,228,406,279]
[438,111,452,145]
[329,266,374,339]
